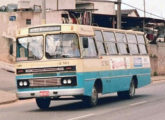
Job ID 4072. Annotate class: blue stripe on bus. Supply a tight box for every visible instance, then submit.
[16,68,151,96]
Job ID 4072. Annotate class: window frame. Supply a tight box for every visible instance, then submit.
[102,31,118,55]
[136,34,148,55]
[126,33,139,55]
[115,32,128,55]
[80,36,98,58]
[16,35,44,62]
[26,19,31,25]
[94,30,106,56]
[45,33,81,59]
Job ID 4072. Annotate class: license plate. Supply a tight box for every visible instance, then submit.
[40,91,49,97]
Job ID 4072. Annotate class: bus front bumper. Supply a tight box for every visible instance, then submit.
[17,88,84,99]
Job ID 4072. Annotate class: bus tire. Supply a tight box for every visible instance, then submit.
[118,80,136,99]
[36,98,51,110]
[83,86,98,107]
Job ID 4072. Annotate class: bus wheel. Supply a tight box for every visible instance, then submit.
[36,98,51,110]
[127,80,136,98]
[83,86,98,107]
[118,80,135,99]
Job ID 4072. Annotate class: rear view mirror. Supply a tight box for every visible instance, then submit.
[82,37,88,48]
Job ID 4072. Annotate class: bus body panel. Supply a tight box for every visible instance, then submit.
[15,24,151,101]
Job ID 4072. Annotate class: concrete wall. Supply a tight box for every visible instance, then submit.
[30,0,75,10]
[148,43,165,75]
[93,2,115,15]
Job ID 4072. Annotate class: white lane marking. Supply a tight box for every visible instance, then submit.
[130,101,147,106]
[67,113,95,120]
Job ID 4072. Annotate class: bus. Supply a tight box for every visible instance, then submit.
[15,24,151,109]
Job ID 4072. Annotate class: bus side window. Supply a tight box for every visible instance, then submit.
[137,35,147,54]
[103,31,118,55]
[115,32,128,55]
[126,34,139,55]
[94,30,106,55]
[81,37,97,58]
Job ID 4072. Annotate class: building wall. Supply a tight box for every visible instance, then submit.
[148,43,165,75]
[93,2,115,15]
[30,0,75,10]
[76,3,94,10]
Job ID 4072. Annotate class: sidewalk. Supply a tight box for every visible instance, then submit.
[151,76,165,82]
[0,91,17,105]
[0,61,16,105]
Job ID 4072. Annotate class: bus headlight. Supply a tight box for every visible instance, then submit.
[19,81,23,87]
[61,77,77,86]
[68,79,72,84]
[17,80,29,88]
[63,79,67,84]
[23,81,28,86]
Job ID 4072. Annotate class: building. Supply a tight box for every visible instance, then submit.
[121,9,140,17]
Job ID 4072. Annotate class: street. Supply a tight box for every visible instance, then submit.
[0,81,165,120]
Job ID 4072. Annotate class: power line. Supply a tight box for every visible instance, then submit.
[82,0,165,20]
[122,2,165,20]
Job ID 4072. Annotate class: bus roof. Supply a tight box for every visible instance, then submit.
[17,24,144,37]
[93,26,144,35]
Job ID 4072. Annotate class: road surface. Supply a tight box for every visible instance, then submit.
[0,81,165,120]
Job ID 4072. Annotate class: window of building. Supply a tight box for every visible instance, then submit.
[137,35,147,54]
[9,16,16,21]
[115,32,128,54]
[103,31,118,55]
[94,30,106,55]
[126,34,139,55]
[26,19,31,25]
[81,37,97,57]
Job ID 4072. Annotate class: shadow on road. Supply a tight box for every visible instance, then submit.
[29,94,151,112]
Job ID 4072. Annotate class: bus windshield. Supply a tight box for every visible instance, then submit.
[46,33,80,59]
[16,36,43,61]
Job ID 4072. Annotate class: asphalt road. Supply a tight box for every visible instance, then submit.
[0,81,165,120]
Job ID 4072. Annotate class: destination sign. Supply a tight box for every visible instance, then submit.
[29,26,61,33]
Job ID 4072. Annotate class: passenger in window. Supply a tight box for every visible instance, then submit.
[68,42,80,57]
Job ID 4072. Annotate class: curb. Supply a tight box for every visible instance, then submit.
[0,61,15,73]
[0,90,17,105]
[151,76,165,82]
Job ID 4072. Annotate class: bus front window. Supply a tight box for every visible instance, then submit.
[46,34,80,59]
[16,36,43,61]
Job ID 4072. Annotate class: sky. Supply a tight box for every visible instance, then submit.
[121,0,165,19]
[0,0,165,19]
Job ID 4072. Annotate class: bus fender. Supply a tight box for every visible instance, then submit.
[84,79,103,96]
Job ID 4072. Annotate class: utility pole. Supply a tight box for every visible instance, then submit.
[57,0,59,10]
[117,0,121,29]
[144,0,146,17]
[143,0,146,31]
[41,0,46,24]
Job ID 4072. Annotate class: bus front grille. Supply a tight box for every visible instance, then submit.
[29,78,62,87]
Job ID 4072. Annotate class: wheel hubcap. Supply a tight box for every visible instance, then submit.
[92,88,98,104]
[130,82,135,96]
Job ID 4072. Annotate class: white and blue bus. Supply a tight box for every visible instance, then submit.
[15,24,151,109]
